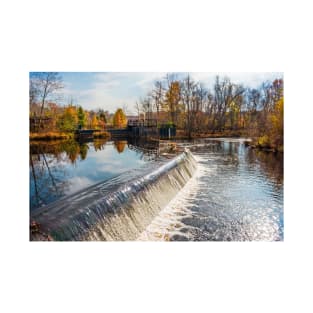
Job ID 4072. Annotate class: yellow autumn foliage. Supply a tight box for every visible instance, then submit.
[113,108,127,128]
[91,115,99,129]
[257,96,284,151]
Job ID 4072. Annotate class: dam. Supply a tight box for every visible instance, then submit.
[30,150,197,241]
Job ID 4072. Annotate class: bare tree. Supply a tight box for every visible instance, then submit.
[205,91,216,130]
[139,96,152,122]
[135,101,141,119]
[213,76,245,132]
[29,79,38,106]
[181,74,197,139]
[151,80,164,123]
[31,72,63,118]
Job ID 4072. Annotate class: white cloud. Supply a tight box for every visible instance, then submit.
[66,176,94,194]
[190,72,283,90]
[59,72,283,113]
[77,72,168,113]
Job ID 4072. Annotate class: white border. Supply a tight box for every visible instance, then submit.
[1,1,312,312]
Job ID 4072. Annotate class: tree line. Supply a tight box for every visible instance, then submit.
[29,72,127,133]
[136,74,283,150]
[30,72,283,151]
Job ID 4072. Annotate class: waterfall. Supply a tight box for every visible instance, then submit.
[30,150,197,241]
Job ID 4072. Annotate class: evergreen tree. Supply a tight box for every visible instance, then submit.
[77,106,86,129]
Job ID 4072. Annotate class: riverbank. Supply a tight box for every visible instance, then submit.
[246,136,284,153]
[30,130,283,153]
[30,130,111,141]
[171,129,244,140]
[30,132,74,140]
[173,130,283,153]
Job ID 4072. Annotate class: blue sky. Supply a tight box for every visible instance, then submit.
[57,72,283,114]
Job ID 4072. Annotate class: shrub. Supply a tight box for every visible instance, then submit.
[257,135,271,148]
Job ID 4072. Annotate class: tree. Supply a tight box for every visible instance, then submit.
[91,115,99,129]
[98,110,107,124]
[181,75,193,138]
[151,80,164,122]
[135,101,141,119]
[139,96,153,122]
[29,79,38,108]
[270,96,283,150]
[77,106,87,129]
[30,72,63,117]
[204,91,216,130]
[85,111,91,128]
[181,75,210,136]
[256,80,284,151]
[113,108,127,128]
[163,78,181,125]
[98,110,107,129]
[212,76,245,132]
[57,106,78,132]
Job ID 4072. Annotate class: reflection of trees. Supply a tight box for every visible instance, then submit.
[93,139,108,152]
[42,153,57,189]
[30,140,91,209]
[65,141,81,164]
[30,153,44,206]
[79,143,89,160]
[30,149,65,209]
[246,148,283,186]
[30,140,90,164]
[127,138,159,161]
[114,140,127,154]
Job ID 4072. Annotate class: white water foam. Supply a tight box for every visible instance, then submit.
[137,155,206,241]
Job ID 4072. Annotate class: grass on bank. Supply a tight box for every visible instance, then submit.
[30,130,111,141]
[30,132,74,140]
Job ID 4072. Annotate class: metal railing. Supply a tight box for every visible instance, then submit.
[127,119,157,127]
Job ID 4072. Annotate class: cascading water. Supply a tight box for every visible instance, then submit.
[30,150,197,241]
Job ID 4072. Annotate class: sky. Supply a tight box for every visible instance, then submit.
[56,72,283,114]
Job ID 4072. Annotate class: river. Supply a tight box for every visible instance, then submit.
[139,138,283,241]
[30,139,157,210]
[30,138,283,241]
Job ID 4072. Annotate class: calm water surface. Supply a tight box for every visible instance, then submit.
[30,139,156,210]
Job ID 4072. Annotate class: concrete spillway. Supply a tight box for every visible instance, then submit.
[30,150,197,241]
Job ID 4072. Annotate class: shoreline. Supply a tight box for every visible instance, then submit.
[29,130,111,141]
[29,131,283,153]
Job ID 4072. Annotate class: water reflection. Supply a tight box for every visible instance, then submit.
[245,148,283,186]
[30,139,92,165]
[29,138,156,211]
[30,146,69,209]
[114,140,127,153]
[127,138,160,161]
[30,138,284,241]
